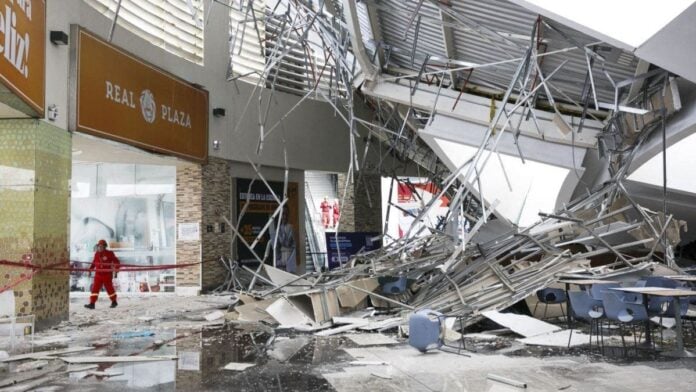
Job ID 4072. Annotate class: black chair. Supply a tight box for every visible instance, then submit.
[534,288,567,320]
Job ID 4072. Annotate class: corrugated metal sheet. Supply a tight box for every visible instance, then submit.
[377,0,449,66]
[228,0,342,98]
[366,0,640,106]
[84,0,205,64]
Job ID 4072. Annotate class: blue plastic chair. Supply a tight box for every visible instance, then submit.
[590,282,620,301]
[567,291,605,352]
[602,291,650,356]
[643,276,680,288]
[408,309,443,353]
[380,276,408,294]
[533,288,567,320]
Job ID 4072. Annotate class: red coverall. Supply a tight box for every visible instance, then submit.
[320,200,331,228]
[332,202,340,227]
[89,249,120,304]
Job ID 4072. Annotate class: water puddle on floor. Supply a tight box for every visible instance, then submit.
[42,325,352,391]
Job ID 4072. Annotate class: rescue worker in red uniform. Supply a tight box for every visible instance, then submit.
[320,196,332,229]
[84,239,120,309]
[332,199,340,228]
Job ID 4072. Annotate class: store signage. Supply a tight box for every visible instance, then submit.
[325,232,381,270]
[235,178,299,269]
[0,0,45,115]
[71,27,208,162]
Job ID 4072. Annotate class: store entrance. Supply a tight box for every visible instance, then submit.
[69,133,186,295]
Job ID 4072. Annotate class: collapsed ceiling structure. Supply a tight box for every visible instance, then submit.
[202,0,695,327]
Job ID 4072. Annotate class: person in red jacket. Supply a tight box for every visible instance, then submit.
[320,196,332,229]
[85,239,120,309]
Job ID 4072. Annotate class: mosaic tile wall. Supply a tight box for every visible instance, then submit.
[175,157,232,291]
[176,164,203,288]
[0,120,71,330]
[200,157,231,291]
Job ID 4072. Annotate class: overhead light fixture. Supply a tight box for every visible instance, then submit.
[212,108,226,117]
[50,31,69,45]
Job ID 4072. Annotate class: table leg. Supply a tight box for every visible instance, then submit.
[663,297,696,358]
[642,293,652,347]
[565,283,572,329]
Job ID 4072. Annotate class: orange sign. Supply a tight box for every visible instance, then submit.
[72,27,208,162]
[0,0,45,115]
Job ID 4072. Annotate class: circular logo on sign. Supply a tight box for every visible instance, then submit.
[140,90,156,123]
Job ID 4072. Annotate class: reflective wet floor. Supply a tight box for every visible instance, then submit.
[40,325,352,391]
[3,296,696,391]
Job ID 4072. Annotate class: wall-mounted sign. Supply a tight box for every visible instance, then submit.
[178,222,200,242]
[70,26,208,162]
[0,0,45,116]
[325,232,381,270]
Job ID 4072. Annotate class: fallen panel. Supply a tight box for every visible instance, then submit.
[264,265,313,293]
[517,330,591,347]
[482,311,561,338]
[345,334,400,346]
[204,311,225,321]
[265,297,316,327]
[268,336,310,362]
[336,278,379,308]
[60,355,177,364]
[223,362,256,371]
[1,347,95,363]
[234,298,275,322]
[87,370,124,377]
[315,322,367,337]
[287,289,342,323]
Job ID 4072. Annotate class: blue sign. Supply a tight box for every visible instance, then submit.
[325,232,381,270]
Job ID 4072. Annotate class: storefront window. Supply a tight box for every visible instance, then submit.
[70,163,176,294]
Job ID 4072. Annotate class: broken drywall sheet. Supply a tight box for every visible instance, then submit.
[265,297,316,327]
[268,336,311,362]
[264,265,313,293]
[60,356,177,364]
[224,362,256,371]
[204,311,225,321]
[335,278,380,308]
[315,322,367,337]
[482,311,561,338]
[345,334,399,346]
[0,347,95,363]
[233,298,275,323]
[517,330,591,347]
[287,289,342,323]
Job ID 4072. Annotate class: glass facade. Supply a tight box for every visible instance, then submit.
[70,163,176,294]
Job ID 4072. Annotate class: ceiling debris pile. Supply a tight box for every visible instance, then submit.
[216,0,692,340]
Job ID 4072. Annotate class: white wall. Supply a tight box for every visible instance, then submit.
[45,1,351,172]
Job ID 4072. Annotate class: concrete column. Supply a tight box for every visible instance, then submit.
[0,120,71,330]
[175,164,203,293]
[336,172,382,233]
[200,157,231,291]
